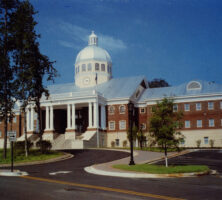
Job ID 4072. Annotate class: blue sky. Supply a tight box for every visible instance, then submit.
[30,0,222,86]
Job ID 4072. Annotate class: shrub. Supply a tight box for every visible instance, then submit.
[122,140,128,147]
[15,141,33,154]
[209,139,214,148]
[111,141,115,148]
[196,140,201,148]
[36,140,52,153]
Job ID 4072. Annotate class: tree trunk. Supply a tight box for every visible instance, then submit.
[3,115,8,159]
[164,147,168,167]
[36,101,43,153]
[23,108,28,157]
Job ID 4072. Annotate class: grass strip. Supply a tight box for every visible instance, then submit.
[113,164,209,174]
[0,149,63,164]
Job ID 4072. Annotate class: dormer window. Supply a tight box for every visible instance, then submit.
[82,64,86,72]
[95,63,99,71]
[187,81,201,90]
[101,64,105,71]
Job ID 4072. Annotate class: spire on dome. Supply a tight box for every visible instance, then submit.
[88,31,98,46]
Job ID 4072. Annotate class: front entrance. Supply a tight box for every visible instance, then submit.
[54,109,67,134]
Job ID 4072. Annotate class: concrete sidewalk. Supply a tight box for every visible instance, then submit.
[84,149,207,178]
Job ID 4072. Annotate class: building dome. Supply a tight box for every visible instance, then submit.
[74,31,112,88]
[75,45,112,64]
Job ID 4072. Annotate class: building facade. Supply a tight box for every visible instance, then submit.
[0,32,222,149]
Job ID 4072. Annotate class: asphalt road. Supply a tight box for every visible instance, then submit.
[0,149,222,200]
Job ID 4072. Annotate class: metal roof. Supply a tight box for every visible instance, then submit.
[47,76,146,100]
[139,80,222,102]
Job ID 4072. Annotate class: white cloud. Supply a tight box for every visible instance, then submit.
[58,40,75,48]
[57,21,127,51]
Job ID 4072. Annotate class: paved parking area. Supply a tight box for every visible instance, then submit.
[157,149,222,174]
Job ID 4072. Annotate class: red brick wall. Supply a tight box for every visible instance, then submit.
[106,104,129,132]
[0,114,24,138]
[144,100,222,131]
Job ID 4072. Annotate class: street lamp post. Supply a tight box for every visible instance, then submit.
[128,102,135,165]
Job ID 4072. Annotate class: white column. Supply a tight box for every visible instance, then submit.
[26,107,30,131]
[46,106,49,130]
[50,105,54,130]
[30,105,34,131]
[88,102,92,128]
[72,104,75,129]
[67,104,71,129]
[93,102,98,128]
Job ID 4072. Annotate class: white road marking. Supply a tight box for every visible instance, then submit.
[49,171,72,175]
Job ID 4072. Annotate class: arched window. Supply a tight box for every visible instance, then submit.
[87,63,92,71]
[109,106,115,114]
[119,105,125,114]
[82,64,86,72]
[77,66,80,73]
[95,63,99,71]
[187,81,201,90]
[101,64,105,71]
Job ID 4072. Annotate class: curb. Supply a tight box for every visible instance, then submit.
[84,165,211,178]
[0,170,29,177]
[0,152,73,168]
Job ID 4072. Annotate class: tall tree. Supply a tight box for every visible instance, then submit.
[29,45,57,153]
[11,0,39,157]
[148,78,170,88]
[0,0,18,159]
[149,98,183,167]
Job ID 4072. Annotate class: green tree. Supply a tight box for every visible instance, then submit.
[149,98,183,167]
[0,0,18,159]
[148,78,170,88]
[127,125,138,142]
[29,42,57,153]
[11,0,39,157]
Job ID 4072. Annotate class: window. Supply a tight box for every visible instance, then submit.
[101,64,105,71]
[187,81,201,90]
[75,67,78,74]
[204,137,209,144]
[140,108,146,114]
[220,101,222,109]
[119,120,126,130]
[95,63,99,71]
[108,65,112,73]
[119,105,126,114]
[115,139,119,147]
[82,64,86,72]
[185,120,190,128]
[208,102,214,110]
[173,104,178,112]
[221,119,222,126]
[109,121,115,130]
[184,104,190,111]
[87,63,92,71]
[0,131,1,137]
[77,66,79,73]
[209,119,215,127]
[196,103,201,111]
[13,117,16,123]
[108,106,115,114]
[197,120,202,128]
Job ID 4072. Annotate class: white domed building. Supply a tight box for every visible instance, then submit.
[1,31,222,149]
[75,31,112,88]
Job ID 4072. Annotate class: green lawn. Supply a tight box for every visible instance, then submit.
[0,149,64,164]
[113,164,209,174]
